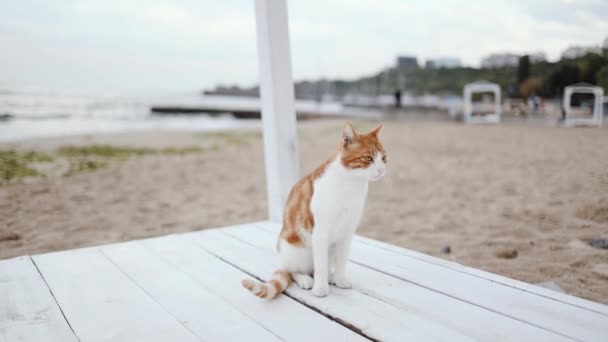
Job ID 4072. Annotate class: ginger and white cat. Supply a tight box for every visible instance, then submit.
[242,122,386,298]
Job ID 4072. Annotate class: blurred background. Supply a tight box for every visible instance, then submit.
[1,1,607,304]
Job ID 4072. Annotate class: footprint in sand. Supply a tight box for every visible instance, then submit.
[0,233,21,242]
[592,264,608,280]
[495,249,518,259]
[576,200,608,224]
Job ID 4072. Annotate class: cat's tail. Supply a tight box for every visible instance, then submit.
[241,269,292,299]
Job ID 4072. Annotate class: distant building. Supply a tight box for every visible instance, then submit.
[481,53,519,68]
[396,56,418,69]
[562,45,601,59]
[603,37,608,49]
[425,58,462,69]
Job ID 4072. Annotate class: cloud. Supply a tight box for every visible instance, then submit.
[517,0,608,24]
[0,0,606,93]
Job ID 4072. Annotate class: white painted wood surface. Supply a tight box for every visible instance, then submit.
[140,234,366,342]
[3,221,608,341]
[252,221,608,341]
[32,248,200,342]
[101,241,282,341]
[255,0,300,222]
[353,234,608,316]
[191,226,572,341]
[257,220,608,316]
[0,256,77,342]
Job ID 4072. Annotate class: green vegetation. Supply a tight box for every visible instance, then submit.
[160,146,205,155]
[57,145,206,177]
[294,49,608,98]
[57,145,155,159]
[196,131,262,146]
[65,159,108,176]
[1,144,207,184]
[517,55,531,85]
[519,77,544,98]
[596,65,608,92]
[1,132,260,184]
[57,145,205,159]
[0,149,53,183]
[22,150,54,163]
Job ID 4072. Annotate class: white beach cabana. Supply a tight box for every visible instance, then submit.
[563,83,604,127]
[1,1,608,341]
[463,81,502,123]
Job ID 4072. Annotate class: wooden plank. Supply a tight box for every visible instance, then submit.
[258,220,608,316]
[101,241,281,341]
[255,0,300,221]
[191,227,571,341]
[348,244,608,341]
[247,224,608,341]
[190,230,425,341]
[0,256,77,342]
[140,234,366,342]
[248,222,608,341]
[355,235,608,316]
[32,248,199,342]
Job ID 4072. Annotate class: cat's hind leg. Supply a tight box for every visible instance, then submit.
[292,273,314,289]
[278,239,313,269]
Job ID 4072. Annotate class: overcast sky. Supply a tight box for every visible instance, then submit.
[0,0,606,94]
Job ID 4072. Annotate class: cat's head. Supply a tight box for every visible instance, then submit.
[339,122,387,181]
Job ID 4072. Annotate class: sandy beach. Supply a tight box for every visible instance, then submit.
[1,120,607,304]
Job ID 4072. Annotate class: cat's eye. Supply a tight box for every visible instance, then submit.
[382,155,387,163]
[364,156,373,162]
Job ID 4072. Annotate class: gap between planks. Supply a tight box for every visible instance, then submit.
[253,220,608,317]
[29,255,81,342]
[234,222,606,341]
[189,237,377,342]
[194,227,576,341]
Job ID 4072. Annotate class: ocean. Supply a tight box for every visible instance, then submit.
[0,87,263,142]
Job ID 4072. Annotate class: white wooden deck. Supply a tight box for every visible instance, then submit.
[2,221,607,342]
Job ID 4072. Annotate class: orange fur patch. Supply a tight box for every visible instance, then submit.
[241,279,254,290]
[270,280,282,293]
[278,156,333,249]
[242,270,292,299]
[274,269,291,282]
[341,129,385,169]
[255,285,267,298]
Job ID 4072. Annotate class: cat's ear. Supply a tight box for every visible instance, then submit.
[342,121,356,145]
[370,123,384,140]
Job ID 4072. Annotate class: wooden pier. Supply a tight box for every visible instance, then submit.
[2,221,607,341]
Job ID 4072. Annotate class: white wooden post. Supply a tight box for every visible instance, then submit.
[254,0,299,222]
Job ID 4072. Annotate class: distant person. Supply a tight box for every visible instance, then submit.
[527,94,540,113]
[394,89,402,108]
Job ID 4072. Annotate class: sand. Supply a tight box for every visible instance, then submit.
[1,120,607,304]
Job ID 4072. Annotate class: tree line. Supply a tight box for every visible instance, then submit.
[293,49,608,100]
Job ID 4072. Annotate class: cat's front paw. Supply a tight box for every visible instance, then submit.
[311,283,329,297]
[330,274,352,289]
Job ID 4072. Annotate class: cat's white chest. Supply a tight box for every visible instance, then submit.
[310,162,368,242]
